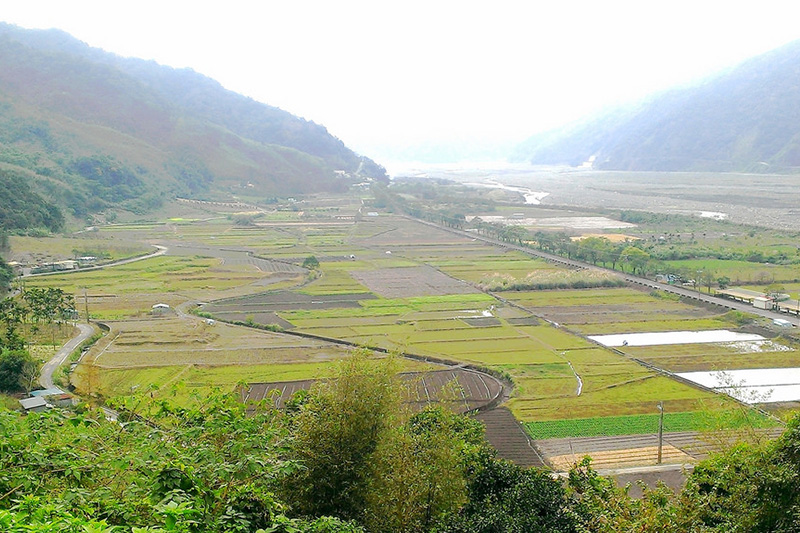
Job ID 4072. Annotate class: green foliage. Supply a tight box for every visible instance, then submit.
[648,289,681,302]
[0,168,64,232]
[0,349,37,392]
[525,410,777,440]
[677,414,800,531]
[364,407,484,532]
[283,353,483,530]
[0,392,293,532]
[437,449,576,532]
[0,258,13,294]
[0,497,118,532]
[566,457,682,532]
[722,310,755,326]
[302,256,320,270]
[70,155,146,204]
[283,352,403,520]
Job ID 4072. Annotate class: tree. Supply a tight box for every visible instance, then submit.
[283,353,484,530]
[364,407,484,532]
[566,457,681,532]
[283,352,402,520]
[577,237,611,266]
[620,246,650,276]
[438,449,576,532]
[0,349,37,392]
[0,257,13,294]
[676,414,800,532]
[699,270,717,294]
[302,255,320,270]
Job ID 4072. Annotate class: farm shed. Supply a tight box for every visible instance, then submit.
[19,396,50,413]
[754,297,775,310]
[151,303,172,315]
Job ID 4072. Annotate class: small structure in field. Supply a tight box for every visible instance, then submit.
[754,297,775,310]
[19,396,50,413]
[151,303,172,316]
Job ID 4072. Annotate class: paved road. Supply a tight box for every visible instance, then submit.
[39,322,96,390]
[22,245,168,278]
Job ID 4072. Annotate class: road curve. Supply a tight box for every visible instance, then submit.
[39,322,96,390]
[23,245,168,278]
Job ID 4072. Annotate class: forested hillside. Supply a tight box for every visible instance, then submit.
[515,39,800,172]
[0,23,386,225]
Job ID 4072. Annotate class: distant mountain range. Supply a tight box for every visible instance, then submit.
[514,39,800,172]
[0,23,386,227]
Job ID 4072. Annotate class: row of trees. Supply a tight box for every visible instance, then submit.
[2,351,800,531]
[468,219,657,276]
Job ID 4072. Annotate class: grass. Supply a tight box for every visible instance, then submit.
[501,287,659,307]
[10,210,782,438]
[524,409,779,439]
[509,374,716,422]
[25,256,289,318]
[10,235,151,263]
[573,316,739,335]
[300,267,373,295]
[663,259,800,284]
[77,358,436,404]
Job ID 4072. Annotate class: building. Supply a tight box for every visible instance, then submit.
[152,303,172,316]
[19,396,50,413]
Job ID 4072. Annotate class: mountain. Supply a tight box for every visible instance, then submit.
[0,23,386,225]
[514,39,800,172]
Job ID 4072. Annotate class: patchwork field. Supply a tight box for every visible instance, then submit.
[189,216,732,435]
[21,198,785,445]
[74,316,436,402]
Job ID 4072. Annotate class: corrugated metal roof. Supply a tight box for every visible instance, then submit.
[19,397,48,410]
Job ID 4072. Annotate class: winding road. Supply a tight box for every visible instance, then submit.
[39,322,96,390]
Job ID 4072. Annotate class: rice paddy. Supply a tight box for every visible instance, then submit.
[19,194,788,439]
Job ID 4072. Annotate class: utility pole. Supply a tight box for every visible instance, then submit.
[84,288,90,324]
[657,401,664,464]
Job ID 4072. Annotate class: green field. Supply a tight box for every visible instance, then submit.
[17,199,787,439]
[525,409,777,439]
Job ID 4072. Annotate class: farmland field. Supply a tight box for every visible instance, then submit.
[17,189,789,453]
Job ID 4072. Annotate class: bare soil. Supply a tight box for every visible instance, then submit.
[350,266,479,298]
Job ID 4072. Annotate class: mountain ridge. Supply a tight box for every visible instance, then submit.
[0,23,386,228]
[514,39,800,172]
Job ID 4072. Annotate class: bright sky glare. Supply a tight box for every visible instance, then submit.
[4,0,800,163]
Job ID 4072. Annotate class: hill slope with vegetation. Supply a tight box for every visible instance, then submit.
[0,23,386,226]
[3,352,800,531]
[515,39,800,172]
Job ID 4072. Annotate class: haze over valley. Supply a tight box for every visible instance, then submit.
[5,4,800,532]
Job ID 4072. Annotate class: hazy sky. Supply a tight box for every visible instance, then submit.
[4,0,800,164]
